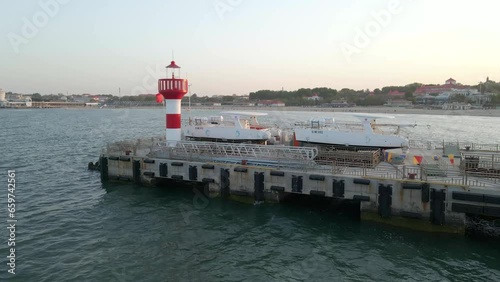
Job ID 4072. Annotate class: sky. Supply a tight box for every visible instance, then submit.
[1,0,499,96]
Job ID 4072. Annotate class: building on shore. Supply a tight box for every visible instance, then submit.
[0,89,6,107]
[415,90,493,106]
[445,78,457,85]
[320,100,355,108]
[387,90,406,99]
[307,93,321,101]
[0,90,32,108]
[0,89,5,101]
[384,99,413,107]
[413,78,473,96]
[70,95,92,103]
[257,100,286,107]
[442,102,472,110]
[233,101,256,107]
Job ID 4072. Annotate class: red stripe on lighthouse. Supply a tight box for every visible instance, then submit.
[162,93,186,100]
[166,114,181,128]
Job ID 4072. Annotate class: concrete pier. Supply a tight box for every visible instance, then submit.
[97,138,500,236]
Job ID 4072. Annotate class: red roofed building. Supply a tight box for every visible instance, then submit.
[388,90,406,98]
[414,78,470,96]
[445,78,457,85]
[307,93,321,101]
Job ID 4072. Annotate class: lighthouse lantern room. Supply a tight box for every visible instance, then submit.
[157,61,189,146]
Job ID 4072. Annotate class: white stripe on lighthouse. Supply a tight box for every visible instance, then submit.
[165,128,181,144]
[166,100,181,114]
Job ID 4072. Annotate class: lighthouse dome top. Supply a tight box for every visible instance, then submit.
[167,61,180,69]
[158,59,188,99]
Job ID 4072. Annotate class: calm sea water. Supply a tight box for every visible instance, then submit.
[1,108,499,281]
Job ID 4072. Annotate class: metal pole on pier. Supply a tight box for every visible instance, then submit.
[188,83,192,112]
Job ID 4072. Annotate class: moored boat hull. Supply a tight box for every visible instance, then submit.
[184,126,272,143]
[293,128,408,150]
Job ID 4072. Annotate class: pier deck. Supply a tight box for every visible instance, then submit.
[98,137,500,235]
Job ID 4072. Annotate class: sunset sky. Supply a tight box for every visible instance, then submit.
[1,0,499,96]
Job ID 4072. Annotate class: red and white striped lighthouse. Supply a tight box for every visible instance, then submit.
[157,61,188,145]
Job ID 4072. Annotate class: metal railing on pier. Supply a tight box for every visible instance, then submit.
[148,141,319,169]
[408,140,443,150]
[443,141,500,152]
[409,139,500,152]
[325,160,498,188]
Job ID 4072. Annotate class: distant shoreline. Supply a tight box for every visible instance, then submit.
[4,105,500,117]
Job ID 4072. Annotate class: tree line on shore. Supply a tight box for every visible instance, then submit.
[248,84,421,106]
[248,80,500,106]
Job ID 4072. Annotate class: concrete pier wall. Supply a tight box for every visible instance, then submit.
[100,154,500,234]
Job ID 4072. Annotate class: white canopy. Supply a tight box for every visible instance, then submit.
[221,111,268,116]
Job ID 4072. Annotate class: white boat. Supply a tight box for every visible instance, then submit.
[293,114,411,150]
[183,111,275,144]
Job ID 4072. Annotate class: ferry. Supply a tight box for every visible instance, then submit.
[293,114,412,150]
[183,111,279,144]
